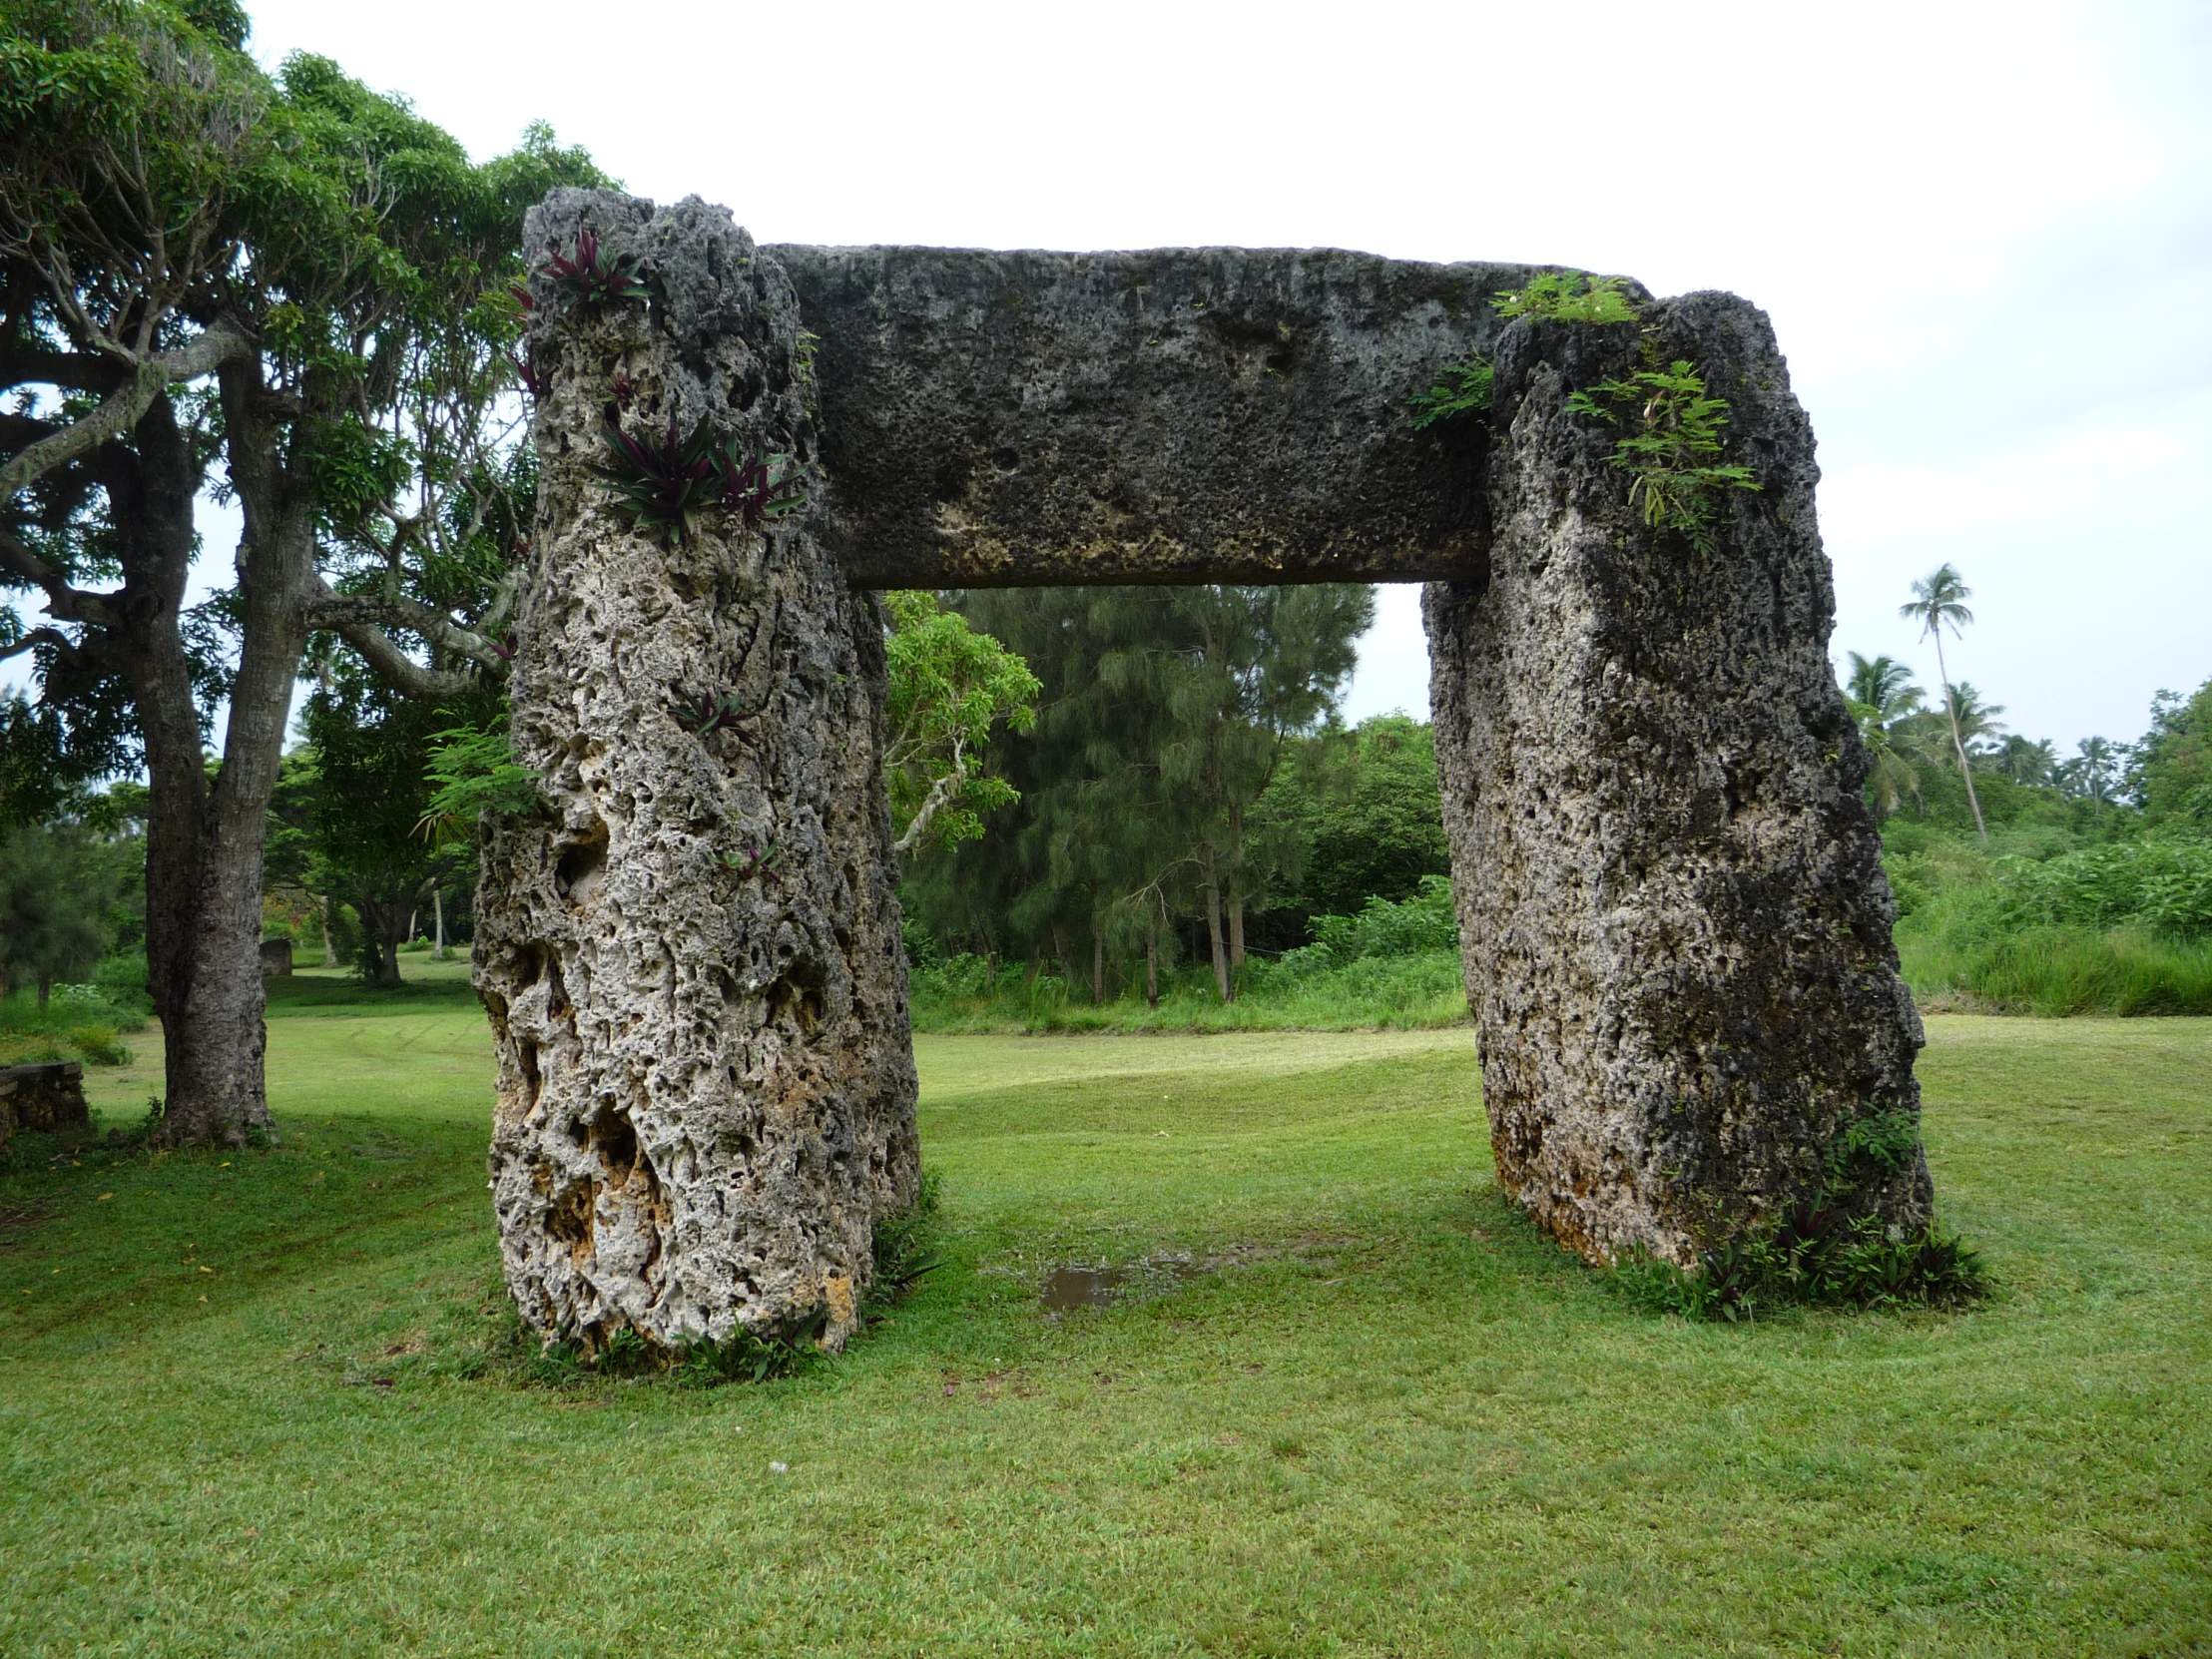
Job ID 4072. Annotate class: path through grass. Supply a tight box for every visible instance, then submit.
[1,988,2207,1655]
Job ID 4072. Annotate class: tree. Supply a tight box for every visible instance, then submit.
[1266,714,1450,921]
[910,584,1372,1003]
[2062,735,2126,823]
[1102,585,1370,999]
[2129,680,2212,830]
[1900,564,1989,844]
[906,587,1184,998]
[1842,651,1925,819]
[0,3,598,1143]
[1940,682,2006,762]
[300,675,474,985]
[1991,734,2058,787]
[881,591,1039,855]
[0,821,115,1007]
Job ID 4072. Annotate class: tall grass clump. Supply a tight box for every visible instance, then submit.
[1890,830,2212,1015]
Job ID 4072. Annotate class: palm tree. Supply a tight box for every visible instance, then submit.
[1846,652,1924,719]
[1942,682,2006,761]
[1993,735,2058,787]
[1901,564,1989,843]
[2065,736,2124,822]
[1842,652,1925,817]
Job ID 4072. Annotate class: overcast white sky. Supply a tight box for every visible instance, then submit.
[198,1,2212,749]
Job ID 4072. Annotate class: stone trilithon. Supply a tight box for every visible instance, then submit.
[480,188,1931,1354]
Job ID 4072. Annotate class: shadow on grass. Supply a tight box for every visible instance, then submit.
[264,972,483,1017]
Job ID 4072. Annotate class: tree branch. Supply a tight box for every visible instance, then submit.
[309,582,512,679]
[0,345,125,395]
[0,319,252,504]
[892,740,968,857]
[0,624,83,669]
[0,525,113,627]
[309,582,479,701]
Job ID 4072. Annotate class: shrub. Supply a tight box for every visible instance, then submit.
[1615,1209,1988,1323]
[1997,839,2212,934]
[1299,873,1458,964]
[1491,272,1637,323]
[66,1024,131,1066]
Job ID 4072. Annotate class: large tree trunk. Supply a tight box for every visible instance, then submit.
[99,389,284,1147]
[1198,843,1231,1001]
[147,366,315,1146]
[356,894,405,987]
[477,192,918,1355]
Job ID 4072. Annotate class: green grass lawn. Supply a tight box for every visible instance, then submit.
[2,972,2209,1655]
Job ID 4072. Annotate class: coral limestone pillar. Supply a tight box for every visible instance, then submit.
[1425,293,1934,1265]
[476,191,917,1352]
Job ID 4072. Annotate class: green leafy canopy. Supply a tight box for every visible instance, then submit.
[883,592,1040,855]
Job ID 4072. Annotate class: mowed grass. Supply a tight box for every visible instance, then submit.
[1,983,2209,1656]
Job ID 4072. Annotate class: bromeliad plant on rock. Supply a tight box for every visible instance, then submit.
[588,411,809,546]
[675,689,752,739]
[536,219,647,309]
[716,442,807,528]
[590,411,721,544]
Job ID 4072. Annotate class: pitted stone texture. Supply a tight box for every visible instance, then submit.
[477,190,918,1353]
[1424,294,1933,1266]
[771,245,1579,588]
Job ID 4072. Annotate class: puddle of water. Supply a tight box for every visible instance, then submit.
[1041,1264,1126,1311]
[1040,1254,1212,1313]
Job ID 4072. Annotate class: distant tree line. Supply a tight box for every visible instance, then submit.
[899,584,1451,1004]
[1843,564,2210,1013]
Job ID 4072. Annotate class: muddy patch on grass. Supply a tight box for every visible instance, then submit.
[1041,1246,1280,1315]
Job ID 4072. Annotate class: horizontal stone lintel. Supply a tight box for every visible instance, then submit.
[770,244,1599,589]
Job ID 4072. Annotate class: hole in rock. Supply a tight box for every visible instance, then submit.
[517,1037,541,1116]
[545,1180,596,1265]
[768,978,822,1035]
[591,1113,640,1187]
[553,824,609,901]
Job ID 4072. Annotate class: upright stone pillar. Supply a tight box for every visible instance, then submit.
[476,191,918,1352]
[1425,293,1934,1266]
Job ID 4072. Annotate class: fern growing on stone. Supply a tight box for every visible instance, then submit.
[1491,272,1637,323]
[1566,360,1760,550]
[1407,358,1494,430]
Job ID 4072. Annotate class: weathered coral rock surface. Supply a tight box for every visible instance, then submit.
[477,191,916,1353]
[486,189,1934,1345]
[1423,297,1934,1264]
[771,244,1546,587]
